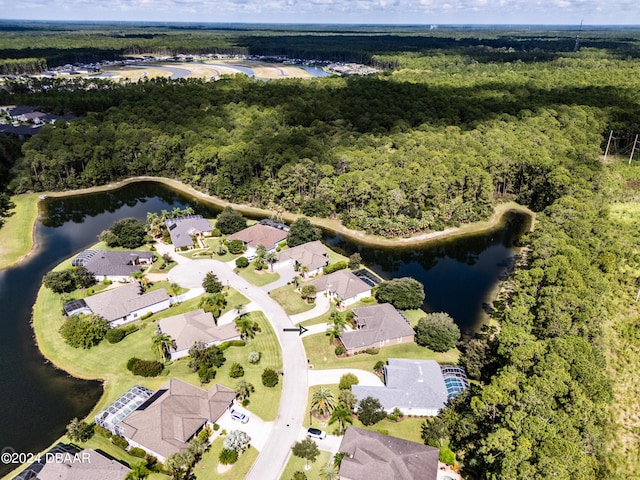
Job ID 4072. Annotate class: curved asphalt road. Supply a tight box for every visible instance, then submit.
[168,259,308,480]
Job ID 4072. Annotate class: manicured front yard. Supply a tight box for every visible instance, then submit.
[270,284,315,315]
[303,332,459,371]
[193,438,258,480]
[279,449,332,480]
[237,263,280,287]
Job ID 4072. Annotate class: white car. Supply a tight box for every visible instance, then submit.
[230,409,249,424]
[307,427,326,440]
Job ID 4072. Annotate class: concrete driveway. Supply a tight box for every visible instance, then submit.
[168,259,309,480]
[297,426,342,454]
[308,368,384,387]
[217,407,274,452]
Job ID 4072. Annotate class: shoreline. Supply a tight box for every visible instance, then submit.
[43,175,536,245]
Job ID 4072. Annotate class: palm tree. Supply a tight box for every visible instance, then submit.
[320,461,338,480]
[328,404,353,435]
[311,387,336,419]
[235,379,255,401]
[265,251,277,271]
[125,462,151,480]
[338,389,357,411]
[327,311,348,345]
[326,323,342,346]
[152,332,173,363]
[199,293,227,323]
[235,315,256,341]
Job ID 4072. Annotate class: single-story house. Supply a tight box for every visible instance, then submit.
[310,270,372,307]
[158,309,241,360]
[339,303,415,354]
[16,443,130,480]
[95,385,155,435]
[352,359,468,416]
[63,282,171,326]
[118,378,236,462]
[275,240,329,277]
[227,222,288,258]
[72,249,154,282]
[338,427,439,480]
[165,215,213,250]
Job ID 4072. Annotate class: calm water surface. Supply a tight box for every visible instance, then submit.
[0,181,528,475]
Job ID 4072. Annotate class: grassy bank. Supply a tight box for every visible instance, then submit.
[0,193,40,269]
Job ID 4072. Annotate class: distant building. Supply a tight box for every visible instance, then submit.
[63,282,171,326]
[118,378,236,462]
[158,309,241,360]
[72,249,154,282]
[275,240,329,277]
[310,270,372,307]
[339,303,415,354]
[338,427,439,480]
[165,215,213,250]
[352,358,469,416]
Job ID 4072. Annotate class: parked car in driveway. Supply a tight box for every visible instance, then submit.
[230,409,249,423]
[307,427,326,440]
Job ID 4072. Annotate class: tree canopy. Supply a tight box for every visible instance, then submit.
[414,312,460,352]
[99,217,147,249]
[375,277,425,309]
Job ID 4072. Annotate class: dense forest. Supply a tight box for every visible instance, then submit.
[2,23,640,479]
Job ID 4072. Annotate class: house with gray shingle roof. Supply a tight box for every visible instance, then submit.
[352,358,458,416]
[72,249,154,282]
[338,427,439,480]
[118,378,236,462]
[339,303,415,354]
[165,215,213,250]
[310,270,372,307]
[158,309,241,360]
[70,282,171,326]
[275,240,329,277]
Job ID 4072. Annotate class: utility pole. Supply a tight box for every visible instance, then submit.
[603,130,614,163]
[629,134,638,165]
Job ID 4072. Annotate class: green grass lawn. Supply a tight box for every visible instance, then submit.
[193,438,258,480]
[270,284,315,315]
[304,384,425,444]
[303,332,459,371]
[237,263,280,287]
[0,193,40,269]
[279,450,333,480]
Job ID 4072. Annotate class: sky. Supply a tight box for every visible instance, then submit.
[1,0,639,26]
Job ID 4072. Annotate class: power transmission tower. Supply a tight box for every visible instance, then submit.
[603,130,614,162]
[574,20,583,52]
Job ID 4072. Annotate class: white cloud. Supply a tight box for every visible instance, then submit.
[2,0,638,24]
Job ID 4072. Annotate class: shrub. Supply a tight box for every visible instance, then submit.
[229,362,245,378]
[103,279,112,285]
[387,414,398,422]
[198,426,212,442]
[213,423,220,431]
[217,245,227,256]
[235,256,249,268]
[93,425,112,438]
[335,345,345,356]
[414,312,460,352]
[210,228,222,237]
[339,373,359,390]
[248,351,261,364]
[218,339,246,350]
[242,398,250,407]
[439,448,456,466]
[262,368,279,387]
[111,435,129,450]
[292,472,308,480]
[223,429,251,453]
[105,328,126,344]
[140,311,154,320]
[363,347,379,355]
[128,447,147,458]
[122,324,139,335]
[59,314,109,349]
[127,357,141,371]
[131,359,164,377]
[66,418,94,442]
[228,239,245,254]
[218,448,238,465]
[323,261,348,275]
[375,277,425,310]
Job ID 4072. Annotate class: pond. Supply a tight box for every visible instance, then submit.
[0,181,528,476]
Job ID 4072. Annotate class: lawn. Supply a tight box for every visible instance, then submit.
[304,384,426,444]
[0,193,40,269]
[279,449,333,480]
[237,263,280,287]
[193,438,258,480]
[270,284,315,315]
[303,332,459,371]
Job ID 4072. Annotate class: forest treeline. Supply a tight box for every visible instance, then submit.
[2,25,640,478]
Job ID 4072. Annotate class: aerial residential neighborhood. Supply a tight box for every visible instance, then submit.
[15,210,465,480]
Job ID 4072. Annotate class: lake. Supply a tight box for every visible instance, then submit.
[0,181,528,476]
